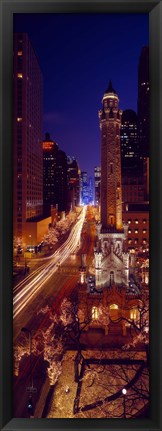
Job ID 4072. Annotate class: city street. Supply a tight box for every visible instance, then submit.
[13,207,97,417]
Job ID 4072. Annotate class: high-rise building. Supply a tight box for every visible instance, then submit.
[42,132,68,215]
[120,109,144,203]
[137,46,149,200]
[137,46,149,158]
[88,176,94,205]
[55,149,68,212]
[67,156,80,210]
[13,33,43,243]
[80,171,89,205]
[120,109,139,167]
[42,133,58,217]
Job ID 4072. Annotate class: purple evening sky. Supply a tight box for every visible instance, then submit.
[14,13,149,177]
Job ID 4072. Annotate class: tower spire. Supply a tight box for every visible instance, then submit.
[105,80,116,94]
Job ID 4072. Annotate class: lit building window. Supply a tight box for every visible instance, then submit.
[17,51,23,56]
[135,229,138,234]
[92,306,98,320]
[128,229,131,234]
[128,239,132,244]
[135,220,139,224]
[17,117,22,122]
[143,219,146,224]
[143,229,147,234]
[110,304,118,310]
[143,239,147,244]
[17,73,23,78]
[130,309,137,320]
[128,220,131,224]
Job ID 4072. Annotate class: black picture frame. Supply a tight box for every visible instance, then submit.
[0,0,161,430]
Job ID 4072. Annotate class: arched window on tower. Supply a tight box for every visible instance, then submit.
[110,163,113,174]
[110,271,115,285]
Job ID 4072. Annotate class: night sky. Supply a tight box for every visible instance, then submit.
[13,13,149,177]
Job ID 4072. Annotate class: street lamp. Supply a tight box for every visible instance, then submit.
[122,388,127,418]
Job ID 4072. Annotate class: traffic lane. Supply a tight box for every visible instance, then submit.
[13,209,86,318]
[13,266,79,342]
[13,220,96,341]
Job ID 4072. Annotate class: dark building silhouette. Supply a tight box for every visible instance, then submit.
[42,133,58,217]
[88,176,94,204]
[137,46,149,201]
[120,109,139,167]
[67,157,80,210]
[13,33,43,242]
[42,133,68,216]
[56,149,68,212]
[120,109,144,203]
[137,46,149,158]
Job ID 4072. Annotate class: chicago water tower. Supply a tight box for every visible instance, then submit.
[94,81,129,288]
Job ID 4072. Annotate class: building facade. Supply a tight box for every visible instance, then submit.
[13,33,43,244]
[120,109,139,167]
[120,109,145,204]
[67,156,80,210]
[137,46,149,201]
[137,46,149,159]
[122,203,149,250]
[42,132,68,216]
[80,171,89,205]
[42,133,58,217]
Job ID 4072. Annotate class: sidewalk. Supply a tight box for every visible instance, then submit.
[47,351,78,418]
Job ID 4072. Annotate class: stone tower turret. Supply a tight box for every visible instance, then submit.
[99,80,123,231]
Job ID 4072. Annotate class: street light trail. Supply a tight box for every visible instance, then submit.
[14,208,85,292]
[13,206,87,319]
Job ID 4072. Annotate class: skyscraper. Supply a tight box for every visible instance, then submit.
[42,132,68,217]
[120,109,144,203]
[137,46,149,201]
[55,149,68,212]
[80,171,89,205]
[67,157,80,210]
[120,109,139,167]
[137,46,149,158]
[13,33,43,243]
[42,133,58,217]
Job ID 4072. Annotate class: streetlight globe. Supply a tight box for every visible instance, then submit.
[122,388,127,395]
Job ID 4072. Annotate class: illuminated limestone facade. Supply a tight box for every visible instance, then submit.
[95,81,129,288]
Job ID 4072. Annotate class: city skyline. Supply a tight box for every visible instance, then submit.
[13,19,150,418]
[13,13,149,177]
